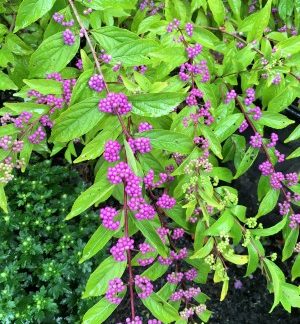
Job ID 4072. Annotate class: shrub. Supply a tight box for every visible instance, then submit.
[0,159,101,323]
[0,0,300,323]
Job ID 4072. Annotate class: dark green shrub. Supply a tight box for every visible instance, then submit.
[0,160,102,323]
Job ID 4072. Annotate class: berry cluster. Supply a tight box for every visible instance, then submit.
[103,140,122,162]
[99,93,132,115]
[134,275,153,298]
[128,137,152,154]
[99,207,120,230]
[225,89,237,103]
[88,74,106,92]
[63,29,75,45]
[105,278,126,304]
[157,193,176,209]
[110,237,134,262]
[138,122,153,133]
[186,43,202,59]
[244,88,255,105]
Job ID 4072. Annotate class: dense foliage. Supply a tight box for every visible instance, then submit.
[0,160,101,323]
[0,0,300,323]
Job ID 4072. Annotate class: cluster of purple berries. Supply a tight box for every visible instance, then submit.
[108,162,142,197]
[156,193,176,209]
[185,23,193,37]
[110,237,134,262]
[103,140,122,162]
[138,122,152,133]
[224,90,237,103]
[249,132,263,148]
[244,88,255,106]
[99,92,132,115]
[179,61,210,83]
[249,106,262,120]
[99,207,120,230]
[134,65,147,74]
[128,197,156,220]
[186,43,202,59]
[143,169,168,189]
[166,18,180,33]
[186,88,203,106]
[134,275,153,298]
[170,287,201,301]
[128,137,152,154]
[105,278,126,304]
[53,12,74,26]
[88,74,106,92]
[63,29,75,45]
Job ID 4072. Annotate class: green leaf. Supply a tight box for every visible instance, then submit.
[251,217,287,237]
[29,32,80,77]
[246,240,259,276]
[80,225,115,263]
[66,181,114,220]
[129,93,185,117]
[257,112,295,129]
[132,217,168,257]
[0,71,17,90]
[220,279,229,301]
[83,256,127,298]
[214,113,244,142]
[247,0,272,42]
[193,27,221,49]
[287,147,300,160]
[205,210,234,236]
[276,35,300,57]
[165,204,191,230]
[6,33,33,56]
[256,189,280,217]
[91,26,139,51]
[51,98,104,142]
[207,0,225,26]
[201,125,223,159]
[0,124,19,137]
[268,85,300,113]
[82,297,121,324]
[291,255,300,281]
[23,79,62,95]
[209,167,233,183]
[0,185,8,213]
[191,237,214,259]
[20,138,33,172]
[109,40,159,66]
[264,259,284,311]
[142,293,180,323]
[3,102,49,115]
[282,227,299,261]
[78,0,137,10]
[278,0,294,20]
[15,0,56,32]
[142,261,168,281]
[74,123,121,163]
[223,253,248,265]
[234,146,259,179]
[124,139,141,176]
[285,124,300,143]
[137,130,193,154]
[228,0,241,21]
[70,69,95,105]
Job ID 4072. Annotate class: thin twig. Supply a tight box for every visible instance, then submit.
[68,0,109,93]
[68,0,135,318]
[235,97,295,215]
